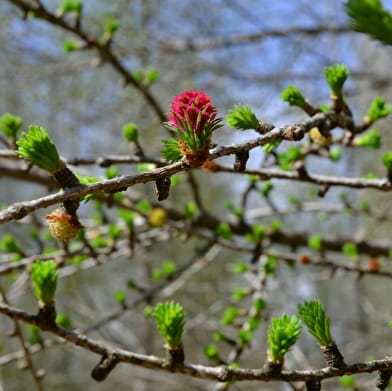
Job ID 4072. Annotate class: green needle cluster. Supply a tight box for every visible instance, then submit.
[281,85,307,107]
[0,113,23,138]
[153,301,185,349]
[30,260,58,306]
[267,314,301,363]
[161,138,183,163]
[354,130,382,149]
[324,64,349,96]
[17,125,61,173]
[298,300,333,346]
[366,97,392,122]
[226,104,259,130]
[345,0,392,46]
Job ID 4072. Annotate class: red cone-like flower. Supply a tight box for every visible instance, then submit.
[168,90,218,136]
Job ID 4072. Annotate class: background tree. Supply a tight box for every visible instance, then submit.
[0,0,392,390]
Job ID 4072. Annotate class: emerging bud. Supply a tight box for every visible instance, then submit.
[45,208,83,242]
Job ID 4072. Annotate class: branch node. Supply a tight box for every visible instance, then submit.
[91,353,120,382]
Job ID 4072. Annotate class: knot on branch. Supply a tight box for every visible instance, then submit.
[284,124,305,141]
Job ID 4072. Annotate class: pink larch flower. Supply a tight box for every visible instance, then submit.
[168,90,218,136]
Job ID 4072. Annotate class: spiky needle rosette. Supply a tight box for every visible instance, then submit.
[162,90,223,166]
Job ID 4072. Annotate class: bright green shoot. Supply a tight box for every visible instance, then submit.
[17,125,61,173]
[267,314,301,363]
[298,299,333,347]
[324,64,349,96]
[153,301,185,349]
[226,104,259,130]
[30,260,58,306]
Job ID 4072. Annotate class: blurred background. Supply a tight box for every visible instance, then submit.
[0,0,392,390]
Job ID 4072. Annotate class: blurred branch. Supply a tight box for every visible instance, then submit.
[7,0,166,122]
[162,26,352,52]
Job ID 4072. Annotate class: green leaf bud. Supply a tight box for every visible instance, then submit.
[267,314,301,363]
[382,152,392,170]
[298,299,333,347]
[354,130,382,149]
[122,123,139,142]
[204,344,220,361]
[62,40,80,52]
[153,301,185,349]
[226,104,259,130]
[113,290,126,305]
[145,68,160,84]
[324,64,349,96]
[366,97,392,122]
[215,223,232,240]
[17,125,61,172]
[0,234,23,254]
[105,19,119,35]
[30,260,58,306]
[281,85,307,107]
[342,242,358,260]
[220,306,240,325]
[329,147,342,162]
[0,113,23,138]
[308,235,323,252]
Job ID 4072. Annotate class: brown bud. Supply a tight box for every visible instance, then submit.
[45,208,83,242]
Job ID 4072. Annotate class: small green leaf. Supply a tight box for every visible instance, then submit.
[204,344,220,361]
[105,19,119,34]
[238,329,252,346]
[221,306,240,325]
[329,147,342,162]
[136,200,153,213]
[278,146,303,171]
[382,152,392,169]
[56,313,72,328]
[339,375,356,388]
[234,262,249,274]
[113,290,126,305]
[232,288,250,302]
[27,325,41,345]
[0,234,22,254]
[263,140,281,153]
[105,166,118,179]
[145,68,160,84]
[216,223,232,240]
[342,242,358,260]
[184,202,197,219]
[260,181,274,197]
[63,40,80,52]
[253,298,267,313]
[308,235,323,252]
